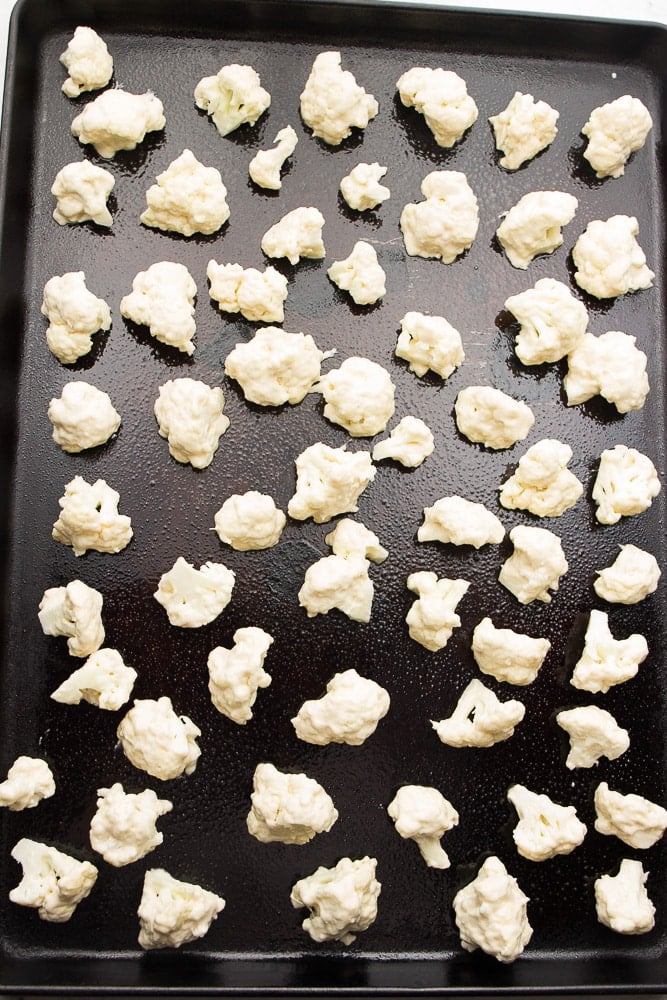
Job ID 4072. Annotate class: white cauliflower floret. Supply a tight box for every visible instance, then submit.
[340,162,389,211]
[499,525,568,604]
[592,445,661,525]
[60,26,113,98]
[556,705,629,769]
[0,758,55,811]
[395,310,464,379]
[496,190,578,269]
[41,271,111,365]
[288,443,375,523]
[489,91,559,170]
[455,385,534,450]
[154,557,235,629]
[453,856,532,963]
[327,241,386,306]
[117,697,201,780]
[249,125,298,190]
[10,839,97,923]
[387,785,459,868]
[154,378,229,469]
[48,381,120,453]
[298,554,374,623]
[247,762,338,844]
[372,416,434,468]
[291,856,381,944]
[261,207,325,264]
[318,356,395,437]
[224,326,327,406]
[140,149,230,236]
[71,88,165,158]
[52,476,132,556]
[505,277,588,365]
[214,492,286,551]
[292,668,390,746]
[594,783,667,849]
[432,678,525,748]
[325,518,388,562]
[300,50,378,145]
[51,648,137,711]
[406,571,469,652]
[418,496,504,548]
[38,579,104,657]
[565,331,649,414]
[207,626,273,724]
[194,63,270,136]
[472,617,550,686]
[572,215,654,299]
[90,783,172,866]
[583,95,653,179]
[594,544,661,604]
[499,439,583,517]
[400,170,479,263]
[138,868,225,949]
[207,261,288,324]
[397,67,478,147]
[570,609,648,694]
[120,261,196,355]
[508,784,586,861]
[51,160,114,227]
[595,859,655,935]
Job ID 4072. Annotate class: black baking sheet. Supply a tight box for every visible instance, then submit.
[0,0,665,993]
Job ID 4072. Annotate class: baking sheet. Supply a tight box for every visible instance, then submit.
[0,0,665,992]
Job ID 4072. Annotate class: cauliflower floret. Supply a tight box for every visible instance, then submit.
[298,554,375,623]
[38,579,104,656]
[249,125,297,190]
[154,378,229,469]
[572,215,654,299]
[489,91,559,170]
[397,67,478,148]
[41,271,111,365]
[0,758,55,811]
[372,416,434,468]
[508,784,586,861]
[291,856,381,944]
[592,445,661,525]
[52,476,133,556]
[207,626,274,724]
[207,261,288,324]
[472,617,550,686]
[453,856,532,963]
[154,557,235,629]
[138,868,225,949]
[318,356,395,437]
[247,762,338,845]
[140,149,230,236]
[9,839,97,923]
[261,206,325,264]
[327,240,386,306]
[400,170,479,263]
[340,162,389,211]
[564,330,649,414]
[214,492,286,551]
[325,518,388,563]
[455,385,535,451]
[595,859,655,935]
[292,668,390,746]
[417,496,504,548]
[224,326,328,407]
[505,277,588,365]
[90,783,172,866]
[387,785,459,868]
[395,310,464,379]
[71,88,165,158]
[60,26,113,98]
[117,696,201,780]
[48,381,120,453]
[51,647,137,711]
[556,705,629,769]
[300,50,378,145]
[120,261,196,355]
[499,524,568,604]
[570,609,648,694]
[594,544,661,604]
[432,678,525,748]
[194,63,270,136]
[288,443,376,523]
[496,190,578,269]
[499,439,583,517]
[594,782,667,849]
[583,95,653,179]
[406,571,469,652]
[51,160,114,227]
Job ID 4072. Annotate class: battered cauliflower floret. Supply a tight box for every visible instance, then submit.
[154,557,235,628]
[140,149,230,236]
[138,868,225,949]
[194,63,270,136]
[90,783,172,866]
[340,162,389,211]
[570,609,648,694]
[51,648,137,711]
[225,327,328,406]
[496,190,578,269]
[298,554,374,623]
[417,496,504,548]
[247,762,338,844]
[300,50,378,145]
[325,518,388,563]
[508,784,586,861]
[261,206,325,264]
[291,856,381,944]
[48,381,120,453]
[472,617,550,686]
[556,705,629,769]
[595,859,655,935]
[592,445,661,525]
[406,571,469,652]
[327,241,386,306]
[400,170,479,263]
[432,678,525,748]
[594,544,661,604]
[395,310,464,379]
[564,330,649,414]
[60,26,113,98]
[397,67,478,148]
[41,271,111,365]
[214,492,286,551]
[249,125,298,190]
[120,261,197,355]
[499,525,568,604]
[387,785,459,868]
[372,416,434,468]
[504,277,588,365]
[117,697,201,780]
[292,668,390,746]
[0,758,55,812]
[208,627,273,724]
[572,215,654,299]
[594,782,667,849]
[51,160,114,227]
[453,856,532,963]
[583,95,653,179]
[455,385,534,450]
[154,378,229,469]
[9,839,97,923]
[52,476,132,556]
[318,356,395,437]
[288,443,376,523]
[499,439,583,517]
[71,88,165,158]
[489,91,559,170]
[207,261,288,324]
[38,579,104,657]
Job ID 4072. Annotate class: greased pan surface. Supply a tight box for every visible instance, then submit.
[0,0,665,992]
